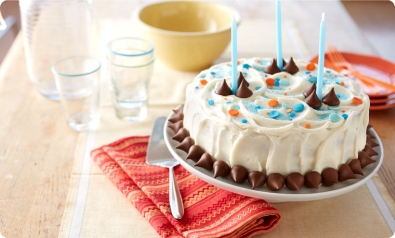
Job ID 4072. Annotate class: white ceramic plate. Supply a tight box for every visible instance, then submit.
[164,114,383,203]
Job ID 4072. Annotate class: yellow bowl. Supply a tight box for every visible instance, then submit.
[136,1,240,71]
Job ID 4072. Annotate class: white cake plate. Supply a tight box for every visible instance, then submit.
[164,114,383,203]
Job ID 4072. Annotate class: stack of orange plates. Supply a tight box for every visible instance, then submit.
[310,52,395,111]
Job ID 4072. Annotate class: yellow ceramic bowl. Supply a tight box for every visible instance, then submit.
[136,1,240,71]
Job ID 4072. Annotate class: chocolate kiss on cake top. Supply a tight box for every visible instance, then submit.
[303,82,316,98]
[283,57,299,75]
[247,171,266,189]
[321,168,338,186]
[366,136,379,148]
[215,79,233,96]
[213,160,230,178]
[304,171,322,189]
[322,88,340,106]
[235,80,253,98]
[237,72,249,87]
[338,164,356,182]
[285,172,304,191]
[194,153,214,171]
[186,145,205,163]
[175,137,194,153]
[348,159,364,175]
[305,89,322,109]
[358,151,375,168]
[168,112,184,123]
[172,128,190,143]
[230,165,248,183]
[363,144,378,157]
[168,120,183,133]
[266,173,284,191]
[265,59,281,74]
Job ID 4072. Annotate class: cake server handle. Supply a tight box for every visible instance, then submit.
[169,166,184,219]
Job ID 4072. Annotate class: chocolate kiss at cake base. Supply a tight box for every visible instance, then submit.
[235,80,253,98]
[366,136,379,148]
[230,165,248,183]
[168,112,184,123]
[321,168,338,186]
[283,57,299,75]
[168,120,183,133]
[266,173,284,191]
[172,128,190,143]
[247,171,266,189]
[285,172,304,190]
[305,89,322,109]
[265,59,281,74]
[186,145,205,163]
[194,153,213,171]
[237,72,249,87]
[173,105,184,115]
[215,79,233,96]
[322,88,340,106]
[213,160,230,178]
[175,137,194,153]
[303,82,316,98]
[363,144,378,157]
[348,159,364,175]
[304,171,322,189]
[338,164,356,182]
[358,151,375,168]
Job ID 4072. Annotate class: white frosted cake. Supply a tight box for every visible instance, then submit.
[168,58,377,190]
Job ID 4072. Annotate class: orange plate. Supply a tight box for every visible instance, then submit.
[310,52,395,98]
[369,101,395,111]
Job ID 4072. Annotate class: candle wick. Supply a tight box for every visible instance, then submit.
[321,12,325,21]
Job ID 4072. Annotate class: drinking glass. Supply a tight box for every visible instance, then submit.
[107,38,155,122]
[52,56,101,131]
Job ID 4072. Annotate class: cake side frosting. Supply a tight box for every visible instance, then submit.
[183,58,369,176]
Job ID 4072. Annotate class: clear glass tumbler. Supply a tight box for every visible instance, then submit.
[52,56,101,131]
[20,0,94,100]
[107,38,155,122]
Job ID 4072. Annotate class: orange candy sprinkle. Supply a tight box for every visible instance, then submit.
[305,124,311,129]
[284,92,288,96]
[340,82,345,86]
[342,110,345,113]
[200,79,208,85]
[228,109,239,117]
[353,97,363,105]
[237,60,240,65]
[286,109,292,113]
[306,63,316,71]
[265,111,269,115]
[268,99,278,107]
[266,78,275,86]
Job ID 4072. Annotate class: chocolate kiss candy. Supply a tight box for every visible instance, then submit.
[285,172,304,190]
[303,82,316,98]
[172,128,190,143]
[366,136,379,147]
[348,159,364,175]
[358,151,375,168]
[168,112,184,123]
[175,137,194,153]
[265,59,281,74]
[304,171,322,189]
[215,79,233,96]
[194,153,214,171]
[305,89,322,109]
[338,164,356,182]
[173,105,184,115]
[321,168,338,186]
[283,57,299,75]
[230,165,248,183]
[367,124,372,130]
[186,145,205,163]
[322,88,340,106]
[247,171,266,189]
[213,160,230,178]
[266,173,284,191]
[168,120,183,133]
[367,129,376,139]
[237,72,249,87]
[235,80,253,98]
[363,144,378,157]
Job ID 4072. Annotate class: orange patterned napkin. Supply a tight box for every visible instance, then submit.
[91,136,281,238]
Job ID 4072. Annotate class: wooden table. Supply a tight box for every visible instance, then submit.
[1,1,394,237]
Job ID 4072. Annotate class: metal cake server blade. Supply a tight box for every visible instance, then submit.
[146,116,184,219]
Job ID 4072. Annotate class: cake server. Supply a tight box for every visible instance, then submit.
[146,116,184,219]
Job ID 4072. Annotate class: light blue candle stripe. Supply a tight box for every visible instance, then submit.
[317,13,326,100]
[276,0,283,70]
[231,17,238,94]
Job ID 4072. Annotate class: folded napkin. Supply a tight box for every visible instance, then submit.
[91,136,281,238]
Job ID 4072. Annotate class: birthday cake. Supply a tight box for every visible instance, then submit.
[168,58,379,190]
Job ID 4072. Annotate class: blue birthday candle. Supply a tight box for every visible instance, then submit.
[276,0,283,70]
[317,13,326,100]
[231,16,238,94]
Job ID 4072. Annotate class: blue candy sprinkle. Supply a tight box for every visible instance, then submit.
[293,103,305,112]
[289,112,296,117]
[255,86,262,90]
[234,105,240,110]
[226,101,231,104]
[280,79,290,86]
[274,81,280,86]
[269,110,280,118]
[336,82,340,85]
[305,71,311,74]
[243,64,251,69]
[328,106,339,110]
[241,119,248,123]
[255,105,262,109]
[195,86,199,89]
[336,94,341,98]
[275,78,280,82]
[329,113,341,123]
[309,76,317,83]
[210,72,215,75]
[208,100,214,105]
[342,114,348,119]
[200,74,206,78]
